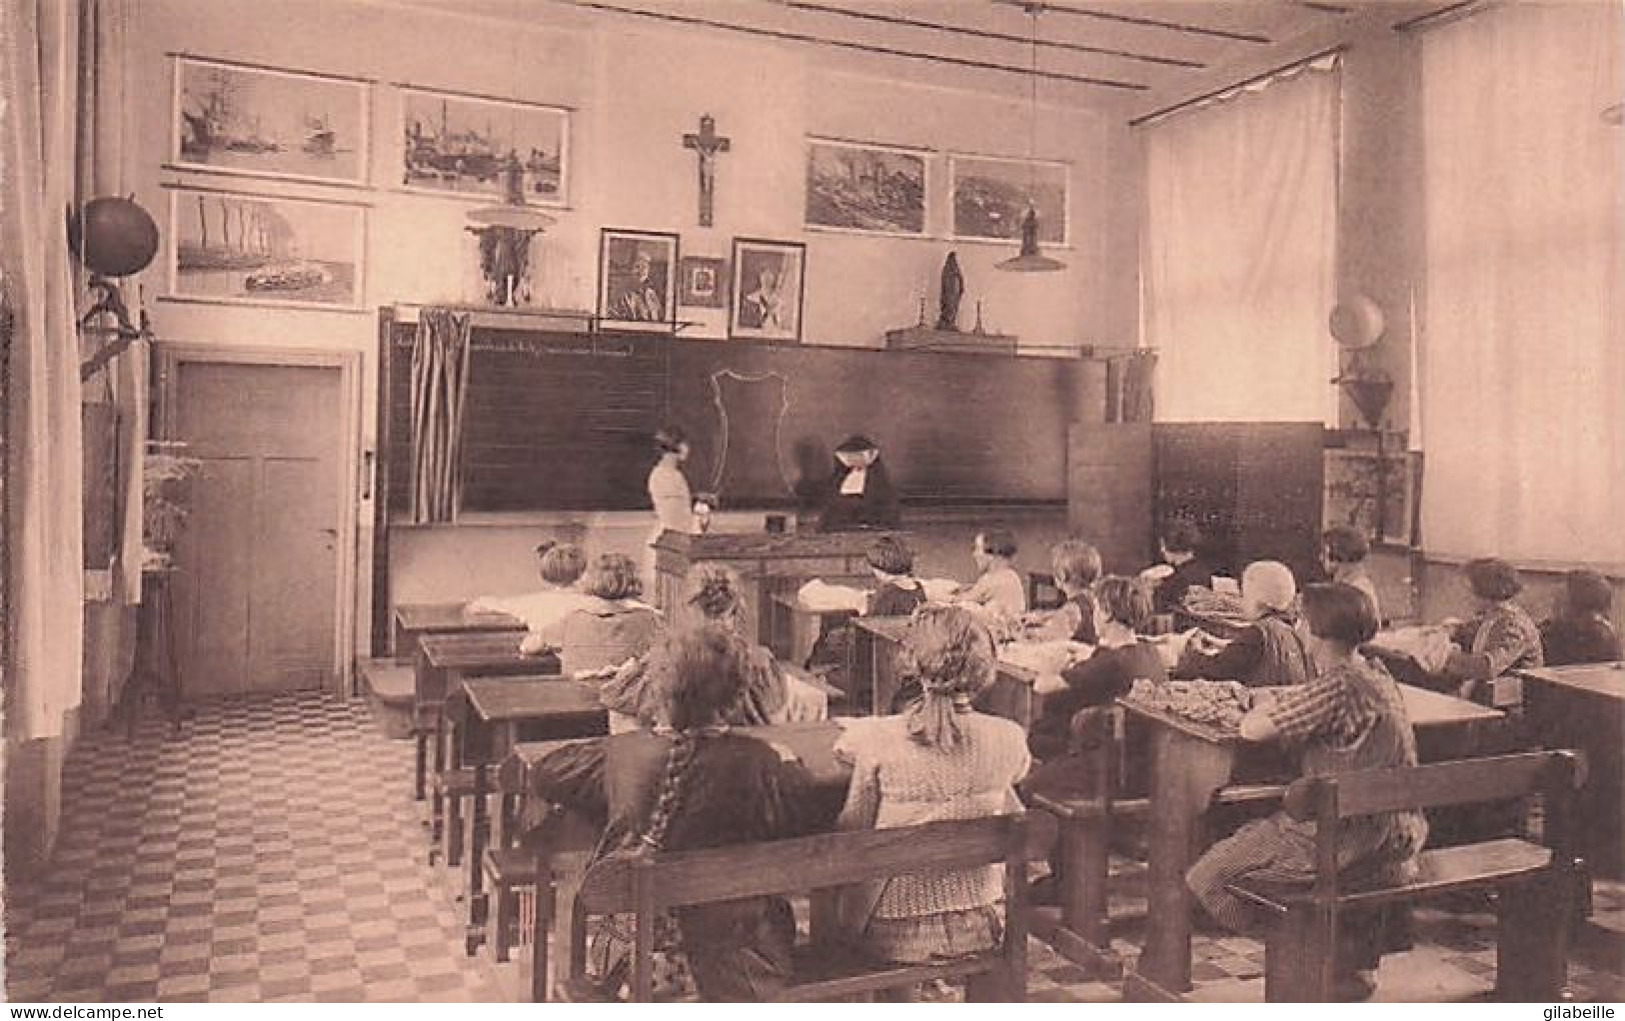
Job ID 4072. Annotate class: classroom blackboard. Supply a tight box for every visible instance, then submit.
[382,316,1104,515]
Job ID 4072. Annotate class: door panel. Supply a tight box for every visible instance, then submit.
[172,362,344,697]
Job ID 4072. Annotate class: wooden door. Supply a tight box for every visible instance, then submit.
[170,361,345,697]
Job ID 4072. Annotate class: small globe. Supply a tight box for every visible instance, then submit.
[71,196,159,277]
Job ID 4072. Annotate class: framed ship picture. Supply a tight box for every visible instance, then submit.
[167,186,366,311]
[170,56,370,187]
[400,87,569,205]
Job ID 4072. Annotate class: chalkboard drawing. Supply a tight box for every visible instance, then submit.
[706,369,794,503]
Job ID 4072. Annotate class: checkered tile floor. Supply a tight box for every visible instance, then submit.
[5,691,1623,1003]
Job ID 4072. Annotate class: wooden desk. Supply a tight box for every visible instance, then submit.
[849,616,1053,727]
[1121,683,1506,1001]
[446,676,608,954]
[394,601,524,661]
[768,591,859,668]
[652,530,897,645]
[1519,662,1625,878]
[413,632,559,800]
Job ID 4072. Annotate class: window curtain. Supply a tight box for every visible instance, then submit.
[1,0,87,739]
[1419,0,1625,566]
[1143,59,1339,423]
[410,308,474,523]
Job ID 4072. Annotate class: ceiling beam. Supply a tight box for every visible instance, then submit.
[1000,1,1275,45]
[773,0,1207,69]
[562,0,1151,91]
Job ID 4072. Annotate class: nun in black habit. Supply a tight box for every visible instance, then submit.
[817,435,902,532]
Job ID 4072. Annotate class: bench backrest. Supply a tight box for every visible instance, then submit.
[1286,750,1580,904]
[1285,750,1579,825]
[578,813,1030,913]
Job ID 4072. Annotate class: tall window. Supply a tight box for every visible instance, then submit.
[1143,61,1339,423]
[1420,1,1625,565]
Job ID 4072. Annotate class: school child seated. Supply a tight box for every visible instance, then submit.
[1176,560,1313,686]
[953,528,1028,620]
[523,552,663,675]
[1441,557,1543,702]
[803,536,926,701]
[1025,576,1167,764]
[470,540,591,632]
[533,625,821,1001]
[1150,518,1216,615]
[834,605,1030,995]
[1186,583,1427,1002]
[600,565,812,732]
[1539,568,1621,666]
[1322,525,1381,624]
[1024,540,1102,645]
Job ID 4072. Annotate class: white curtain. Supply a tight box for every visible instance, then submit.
[1143,61,1339,423]
[1,0,86,738]
[1420,0,1625,567]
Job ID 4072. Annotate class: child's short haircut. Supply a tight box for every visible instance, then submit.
[1051,540,1102,593]
[1300,582,1378,647]
[1163,518,1204,555]
[583,552,643,601]
[978,528,1018,559]
[1564,569,1613,616]
[1322,524,1370,565]
[1095,575,1153,631]
[866,535,915,576]
[538,542,587,586]
[1465,557,1522,602]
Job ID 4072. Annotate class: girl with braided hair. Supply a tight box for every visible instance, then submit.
[833,604,1030,991]
[538,623,819,1001]
[599,564,820,732]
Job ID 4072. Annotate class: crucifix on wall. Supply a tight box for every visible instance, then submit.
[683,113,730,227]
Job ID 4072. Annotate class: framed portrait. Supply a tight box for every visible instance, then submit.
[1323,447,1415,547]
[597,229,679,331]
[678,256,727,308]
[729,238,805,343]
[400,87,569,205]
[167,186,367,311]
[170,56,370,187]
[948,154,1069,246]
[804,137,929,237]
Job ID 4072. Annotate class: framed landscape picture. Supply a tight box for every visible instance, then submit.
[171,56,370,187]
[729,238,805,343]
[167,187,366,310]
[400,87,569,204]
[949,154,1068,246]
[804,137,928,237]
[598,229,679,331]
[679,256,727,308]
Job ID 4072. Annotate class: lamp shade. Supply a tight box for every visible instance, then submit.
[996,208,1065,273]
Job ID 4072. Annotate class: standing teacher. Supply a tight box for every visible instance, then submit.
[646,425,698,605]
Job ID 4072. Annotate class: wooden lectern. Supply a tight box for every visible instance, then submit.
[652,529,905,646]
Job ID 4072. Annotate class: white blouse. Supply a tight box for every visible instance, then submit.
[647,459,695,535]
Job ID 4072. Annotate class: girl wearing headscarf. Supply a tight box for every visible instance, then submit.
[818,435,902,532]
[833,604,1030,986]
[1176,560,1313,686]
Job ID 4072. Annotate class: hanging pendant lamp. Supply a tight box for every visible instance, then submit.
[998,4,1064,273]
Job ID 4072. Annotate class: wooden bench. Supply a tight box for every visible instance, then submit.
[537,814,1032,1002]
[1227,750,1581,1002]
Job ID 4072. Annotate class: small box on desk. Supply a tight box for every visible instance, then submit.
[885,326,1018,356]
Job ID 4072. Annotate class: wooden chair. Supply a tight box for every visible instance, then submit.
[535,814,1032,1003]
[1226,749,1582,1002]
